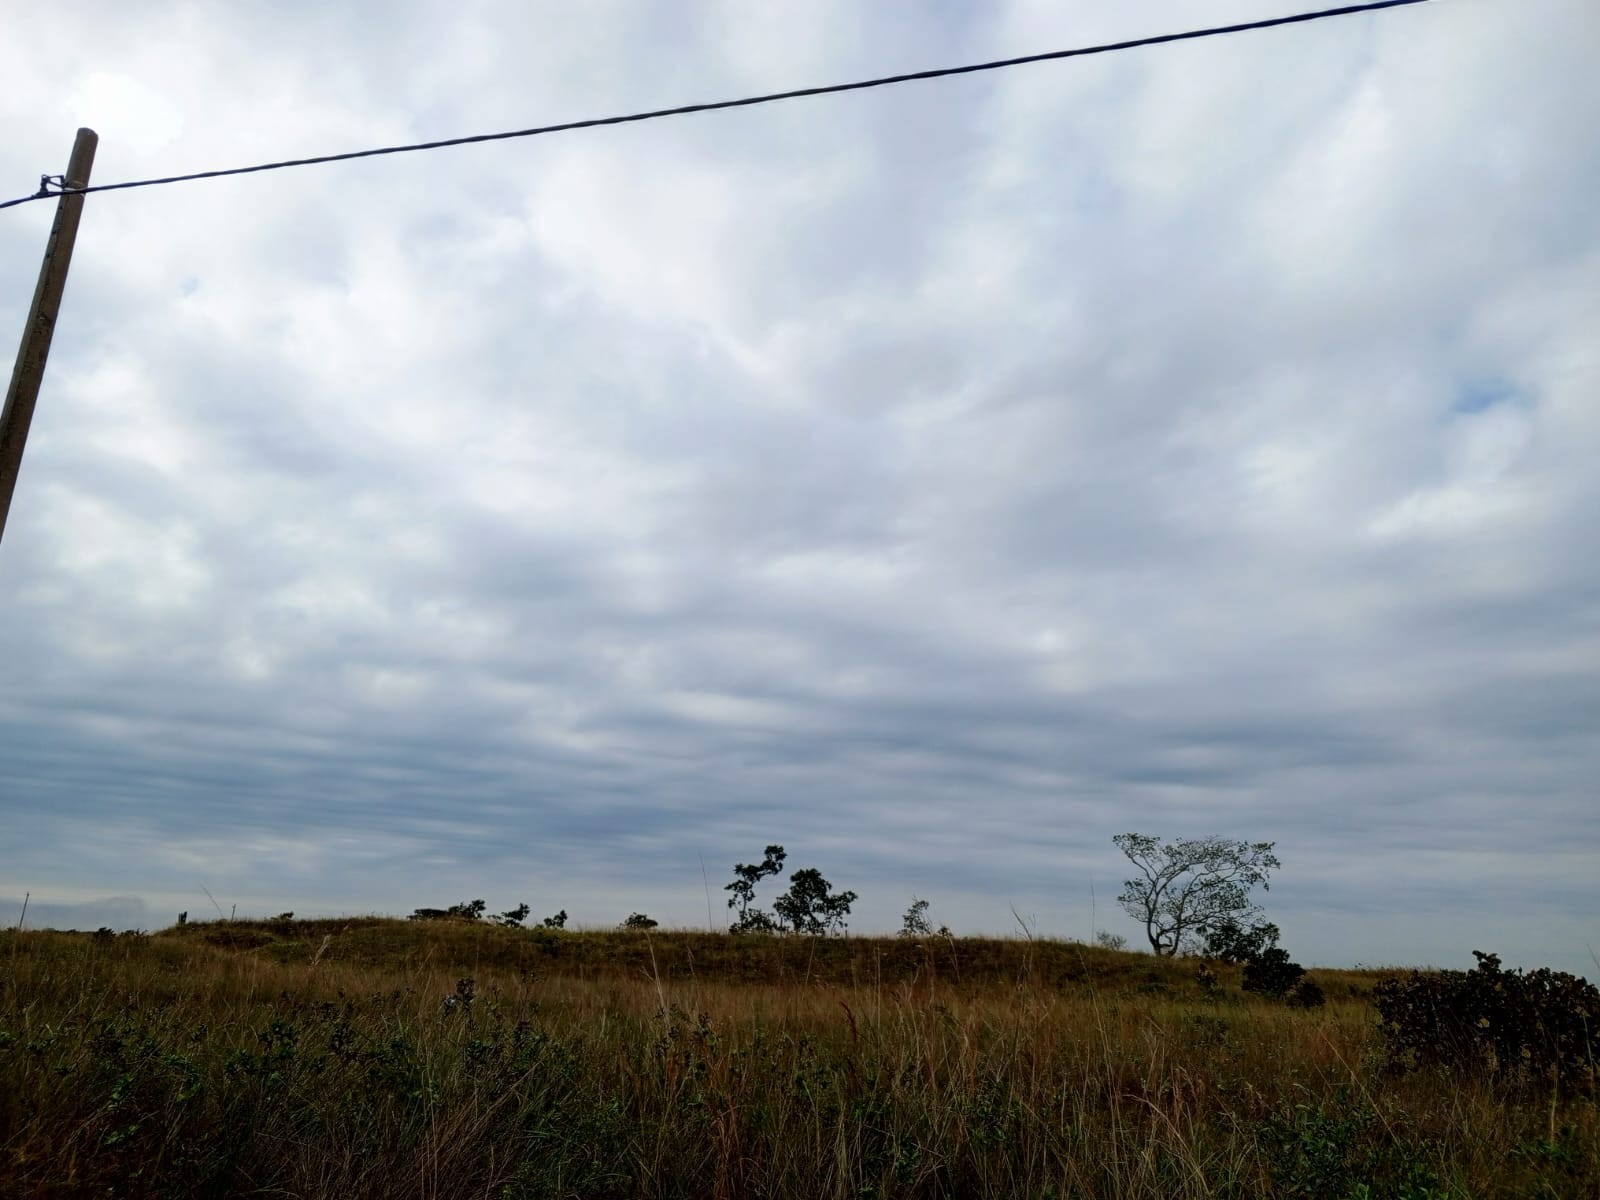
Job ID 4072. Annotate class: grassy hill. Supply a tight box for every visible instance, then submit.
[1,919,1591,1198]
[159,914,1381,996]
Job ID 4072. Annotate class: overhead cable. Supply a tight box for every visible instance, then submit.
[0,0,1437,213]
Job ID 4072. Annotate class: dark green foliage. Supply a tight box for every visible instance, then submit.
[1260,1096,1449,1200]
[1285,978,1326,1009]
[1507,1125,1593,1198]
[773,868,857,936]
[1262,1099,1373,1198]
[1204,924,1316,1006]
[726,844,787,932]
[498,904,530,927]
[1243,947,1306,999]
[621,912,658,930]
[730,908,780,934]
[1201,918,1281,963]
[540,910,567,930]
[409,900,487,922]
[1374,950,1600,1090]
[1095,930,1128,951]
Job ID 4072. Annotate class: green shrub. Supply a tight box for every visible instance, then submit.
[1242,947,1306,999]
[409,900,486,922]
[1285,978,1326,1009]
[1374,951,1600,1090]
[1200,918,1279,963]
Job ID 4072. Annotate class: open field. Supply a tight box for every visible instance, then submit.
[2,919,1594,1198]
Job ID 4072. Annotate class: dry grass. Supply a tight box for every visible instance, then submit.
[1,920,1592,1198]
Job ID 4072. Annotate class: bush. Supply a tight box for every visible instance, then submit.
[1374,951,1600,1091]
[1243,947,1306,999]
[1095,930,1128,952]
[621,913,658,930]
[1200,918,1280,964]
[409,900,486,922]
[1286,978,1326,1009]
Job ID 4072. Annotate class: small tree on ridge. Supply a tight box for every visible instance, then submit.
[900,897,932,937]
[1113,833,1279,957]
[773,867,857,936]
[726,844,787,933]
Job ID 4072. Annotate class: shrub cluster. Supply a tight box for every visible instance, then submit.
[1242,948,1305,999]
[1207,921,1324,1008]
[1202,918,1280,964]
[408,899,487,922]
[1374,950,1600,1091]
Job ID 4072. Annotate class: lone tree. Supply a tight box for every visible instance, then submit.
[1112,833,1280,957]
[773,867,857,936]
[899,896,932,937]
[726,844,787,933]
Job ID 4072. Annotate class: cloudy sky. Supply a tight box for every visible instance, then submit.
[1,0,1595,974]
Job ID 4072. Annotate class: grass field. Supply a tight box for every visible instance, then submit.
[1,919,1593,1198]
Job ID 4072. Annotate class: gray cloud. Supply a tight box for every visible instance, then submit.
[1,0,1596,974]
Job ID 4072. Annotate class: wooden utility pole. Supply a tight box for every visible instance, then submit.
[0,127,98,546]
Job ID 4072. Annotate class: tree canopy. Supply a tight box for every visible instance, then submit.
[1112,833,1279,956]
[772,868,856,936]
[724,846,856,935]
[726,844,787,933]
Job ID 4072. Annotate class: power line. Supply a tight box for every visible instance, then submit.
[1,0,1436,214]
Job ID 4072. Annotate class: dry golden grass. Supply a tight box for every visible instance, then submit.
[1,920,1592,1198]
